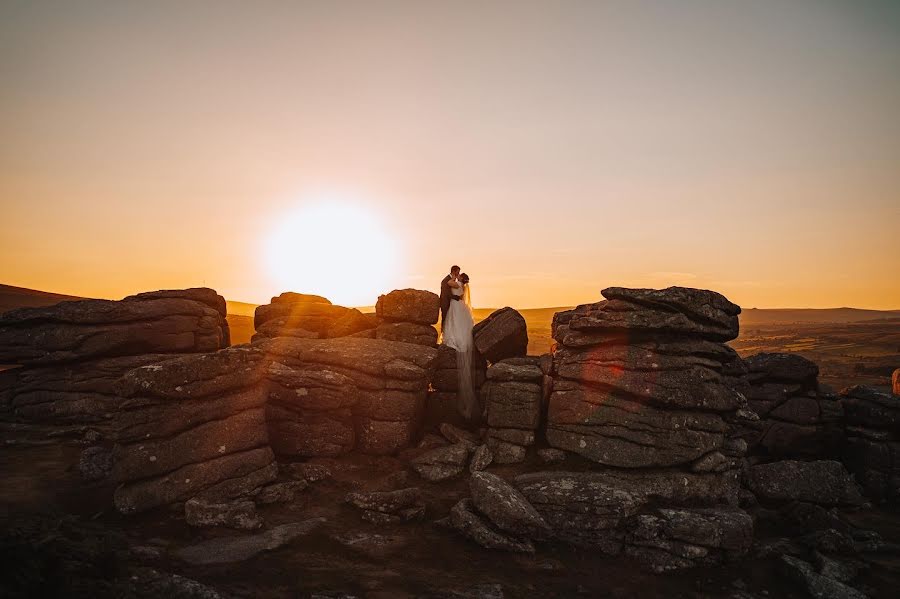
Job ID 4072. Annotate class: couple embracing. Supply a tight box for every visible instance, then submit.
[439,265,476,421]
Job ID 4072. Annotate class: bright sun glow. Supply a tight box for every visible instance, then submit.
[264,197,402,307]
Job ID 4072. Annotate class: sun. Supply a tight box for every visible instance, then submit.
[263,197,402,307]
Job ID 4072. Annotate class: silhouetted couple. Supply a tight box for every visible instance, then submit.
[439,265,476,421]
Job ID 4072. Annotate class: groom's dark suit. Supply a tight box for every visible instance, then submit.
[440,274,461,331]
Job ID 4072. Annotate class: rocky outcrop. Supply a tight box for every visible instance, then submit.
[252,292,375,341]
[0,288,229,365]
[481,357,542,463]
[373,289,440,347]
[547,287,746,470]
[536,287,752,570]
[110,345,277,514]
[736,352,844,458]
[841,385,900,503]
[893,368,900,396]
[0,288,230,429]
[472,307,528,363]
[260,336,437,456]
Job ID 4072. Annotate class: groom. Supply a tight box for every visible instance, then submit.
[440,265,463,331]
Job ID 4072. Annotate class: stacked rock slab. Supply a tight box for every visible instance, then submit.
[737,352,844,458]
[0,288,230,429]
[374,289,440,347]
[482,357,543,463]
[540,286,753,570]
[260,336,438,456]
[841,385,900,503]
[252,292,376,341]
[110,345,276,514]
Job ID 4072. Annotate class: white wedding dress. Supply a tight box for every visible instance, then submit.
[441,282,476,420]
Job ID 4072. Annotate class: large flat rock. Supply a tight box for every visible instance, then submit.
[0,288,229,365]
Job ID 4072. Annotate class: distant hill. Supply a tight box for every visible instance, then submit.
[0,284,89,313]
[740,307,900,325]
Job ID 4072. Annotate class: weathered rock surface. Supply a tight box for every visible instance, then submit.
[174,519,325,564]
[554,287,740,343]
[0,288,229,365]
[346,487,425,523]
[375,322,438,347]
[746,460,865,506]
[485,438,527,464]
[536,448,566,464]
[469,444,493,472]
[469,472,550,539]
[411,443,469,481]
[375,289,440,325]
[256,481,307,504]
[734,352,843,458]
[547,383,728,468]
[255,293,339,333]
[110,346,276,514]
[841,385,900,504]
[515,470,741,550]
[449,499,535,554]
[259,336,437,456]
[780,555,867,599]
[480,356,542,462]
[7,354,194,426]
[472,308,528,363]
[184,498,262,530]
[626,507,753,572]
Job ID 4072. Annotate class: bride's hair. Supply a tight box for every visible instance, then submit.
[459,273,470,284]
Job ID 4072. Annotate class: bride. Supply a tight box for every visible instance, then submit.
[441,272,476,420]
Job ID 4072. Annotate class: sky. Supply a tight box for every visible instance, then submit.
[1,0,899,309]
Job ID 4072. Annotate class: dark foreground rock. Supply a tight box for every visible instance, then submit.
[746,460,865,507]
[449,499,535,554]
[469,472,550,539]
[842,385,900,504]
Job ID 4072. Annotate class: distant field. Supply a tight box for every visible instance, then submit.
[2,284,897,388]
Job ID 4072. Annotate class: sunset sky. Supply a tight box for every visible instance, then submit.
[2,1,899,309]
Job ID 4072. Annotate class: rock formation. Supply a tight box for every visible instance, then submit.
[110,345,277,514]
[0,288,230,429]
[841,385,900,503]
[539,286,753,570]
[481,357,543,463]
[472,307,528,363]
[374,289,441,347]
[736,352,844,458]
[252,292,376,341]
[893,368,900,396]
[261,336,438,457]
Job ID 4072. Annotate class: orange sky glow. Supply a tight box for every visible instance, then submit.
[1,1,899,310]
